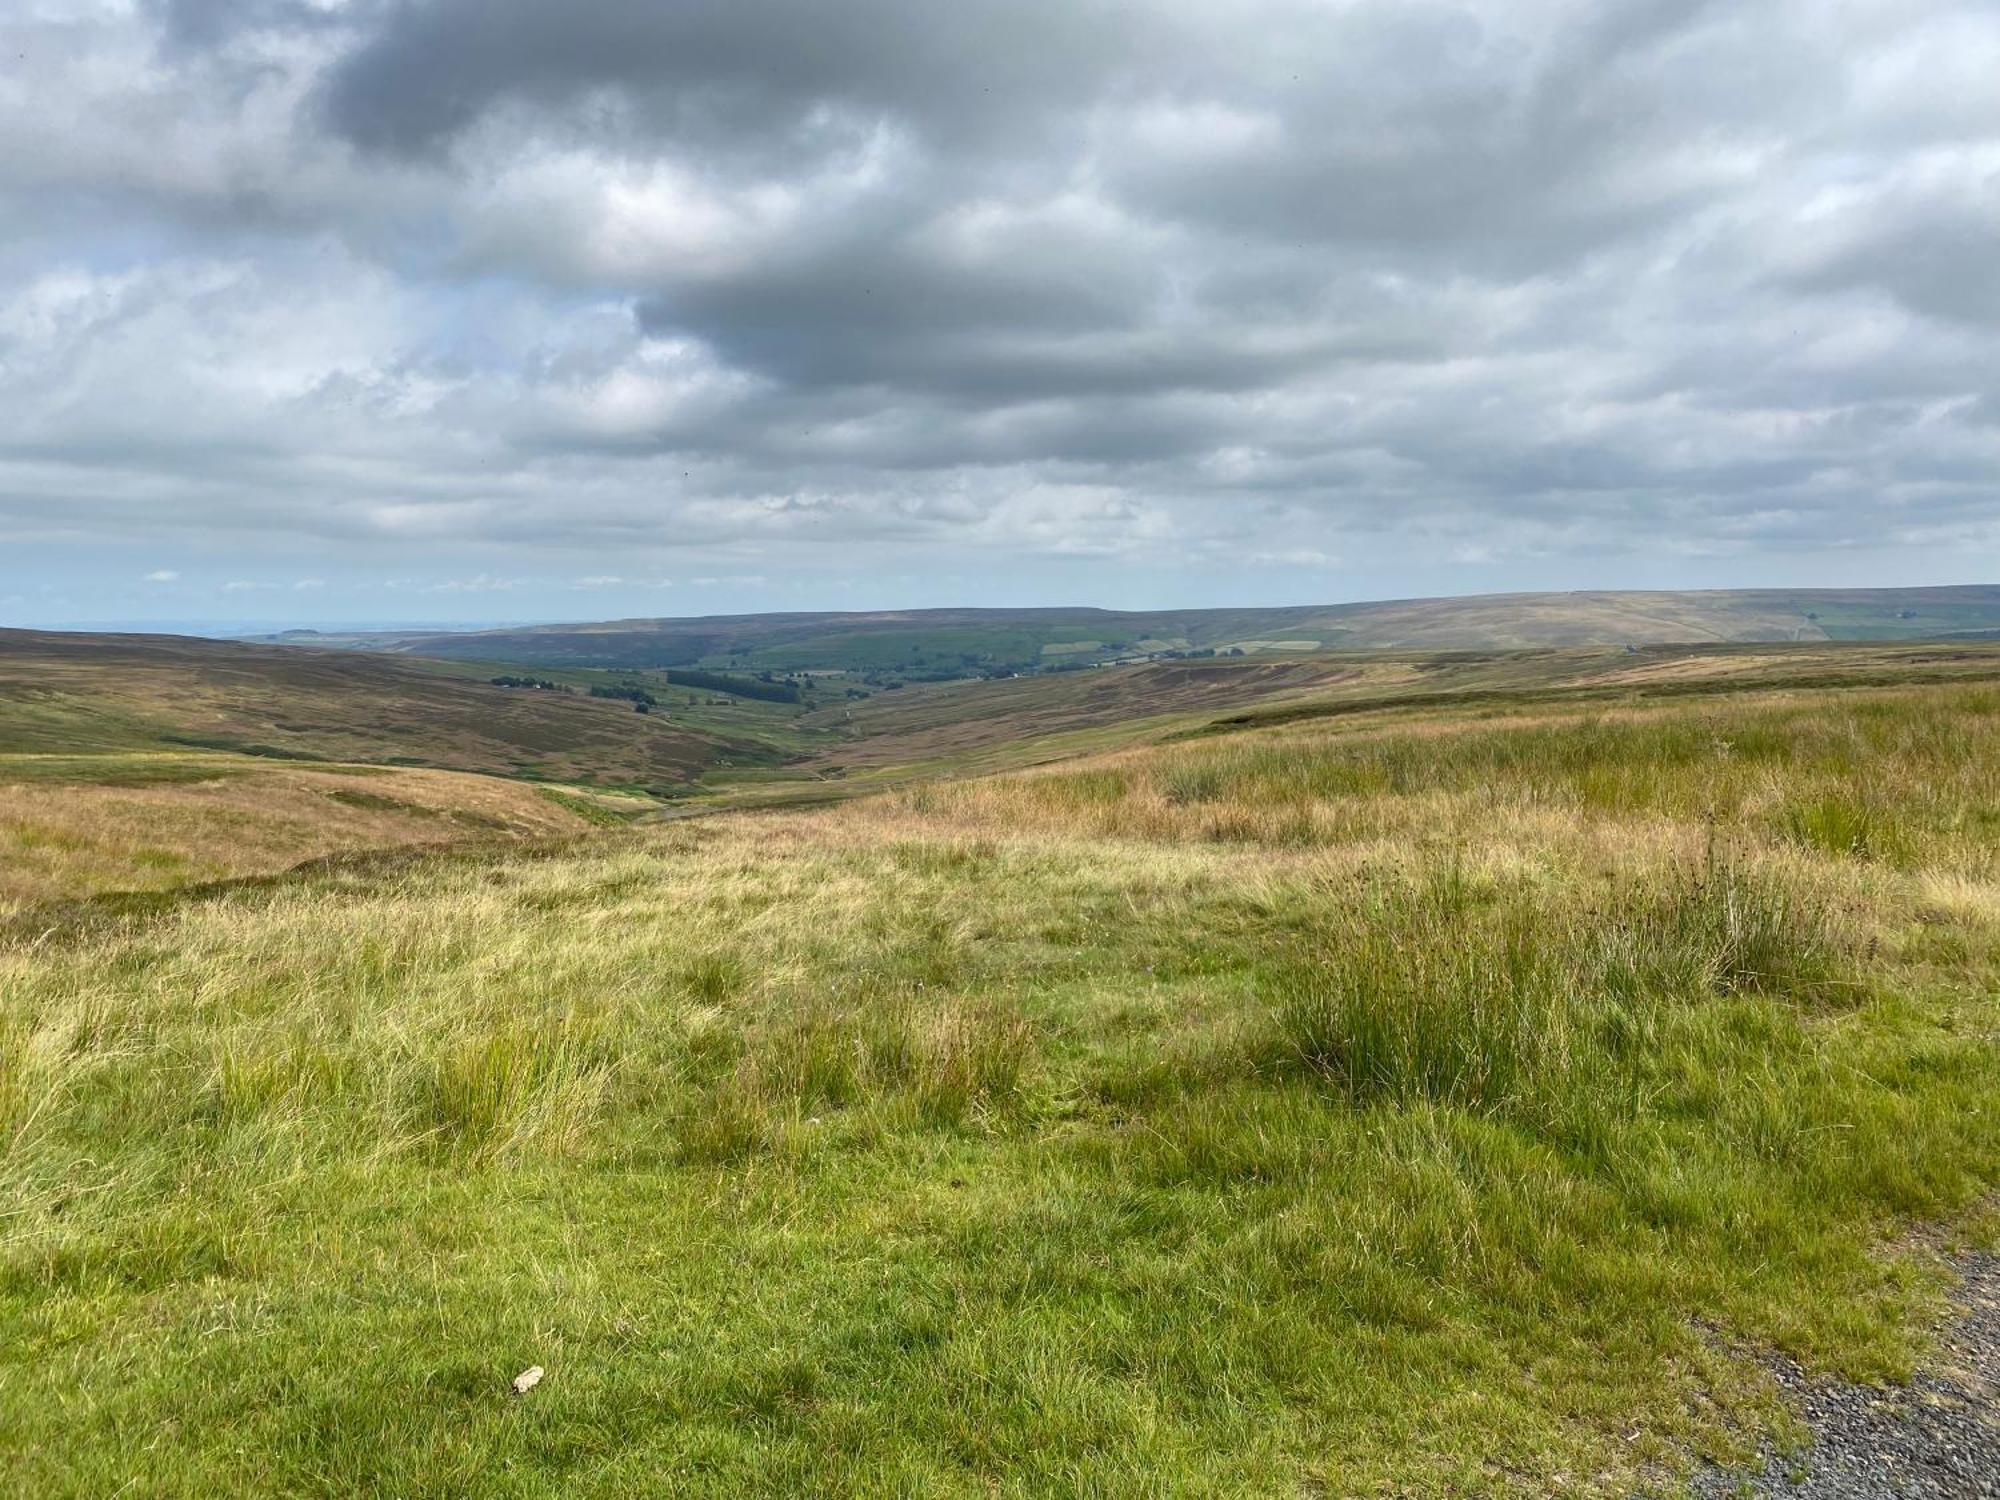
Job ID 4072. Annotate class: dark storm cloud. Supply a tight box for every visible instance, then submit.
[316,0,1150,159]
[151,0,353,51]
[1,0,1997,621]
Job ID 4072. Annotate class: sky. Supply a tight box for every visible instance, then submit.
[2,0,1998,628]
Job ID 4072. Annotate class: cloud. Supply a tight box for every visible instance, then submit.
[1,0,1997,620]
[144,569,180,582]
[1250,549,1335,568]
[420,574,523,593]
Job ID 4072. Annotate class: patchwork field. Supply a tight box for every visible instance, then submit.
[4,653,1999,1495]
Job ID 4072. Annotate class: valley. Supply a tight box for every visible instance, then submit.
[4,617,2000,1496]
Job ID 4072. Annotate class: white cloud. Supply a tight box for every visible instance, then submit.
[423,574,522,594]
[569,574,673,589]
[1249,549,1334,568]
[1,0,1995,617]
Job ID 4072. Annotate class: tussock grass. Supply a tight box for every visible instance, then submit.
[675,995,1034,1163]
[2,679,1998,1495]
[1778,791,1913,864]
[1262,859,1842,1115]
[880,684,2000,877]
[0,756,593,916]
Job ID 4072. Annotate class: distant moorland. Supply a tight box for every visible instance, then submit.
[258,584,2000,677]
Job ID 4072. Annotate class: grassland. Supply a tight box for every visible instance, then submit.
[799,640,2000,786]
[14,626,2000,814]
[393,654,844,768]
[287,584,2000,674]
[0,631,700,917]
[0,753,635,919]
[0,629,772,789]
[4,661,1999,1495]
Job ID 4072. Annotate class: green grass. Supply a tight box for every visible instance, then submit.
[951,685,2000,878]
[536,786,659,827]
[402,653,843,759]
[0,752,252,787]
[729,624,1114,672]
[3,673,2000,1494]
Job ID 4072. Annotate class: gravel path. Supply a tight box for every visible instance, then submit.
[1692,1251,2000,1498]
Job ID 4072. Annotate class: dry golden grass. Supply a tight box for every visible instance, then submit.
[861,681,2000,879]
[0,755,591,916]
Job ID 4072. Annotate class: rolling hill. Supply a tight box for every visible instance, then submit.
[0,753,615,917]
[0,628,765,789]
[260,585,2000,676]
[779,639,2000,798]
[8,638,2000,1495]
[16,626,2000,818]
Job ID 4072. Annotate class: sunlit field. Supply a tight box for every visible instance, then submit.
[4,680,1998,1495]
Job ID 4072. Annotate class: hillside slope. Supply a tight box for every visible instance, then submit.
[0,629,759,788]
[800,640,2000,781]
[271,585,2000,673]
[0,754,612,917]
[17,629,2000,818]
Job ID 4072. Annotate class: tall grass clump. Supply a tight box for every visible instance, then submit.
[675,995,1036,1162]
[1266,858,1845,1115]
[1267,879,1550,1108]
[1651,853,1843,1001]
[680,951,746,1004]
[1778,792,1909,864]
[410,1012,616,1158]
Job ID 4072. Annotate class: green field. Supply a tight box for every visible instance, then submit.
[4,635,2000,1494]
[269,585,2000,679]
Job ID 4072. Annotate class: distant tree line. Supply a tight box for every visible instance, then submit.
[490,675,571,692]
[664,669,801,704]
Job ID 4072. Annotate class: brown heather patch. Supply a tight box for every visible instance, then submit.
[0,758,591,915]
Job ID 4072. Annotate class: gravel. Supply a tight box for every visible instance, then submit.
[1691,1251,2000,1498]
